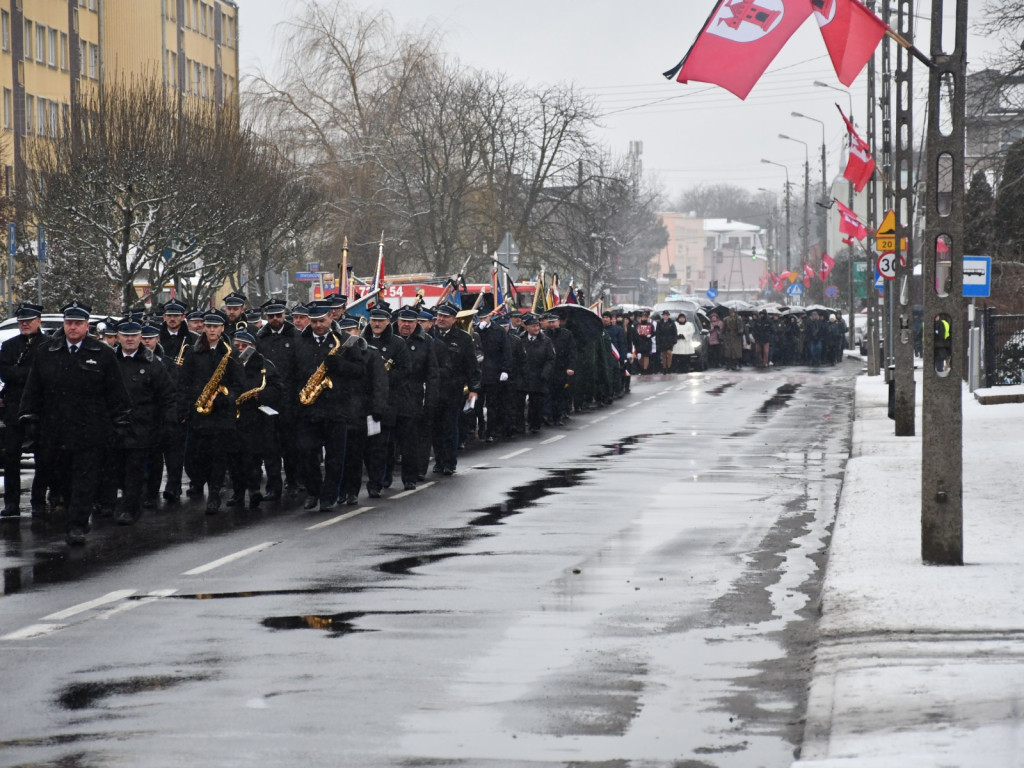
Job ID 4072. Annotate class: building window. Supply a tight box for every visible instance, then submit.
[1,11,9,53]
[2,89,10,130]
[199,2,206,35]
[25,95,34,134]
[49,101,58,136]
[36,25,44,63]
[48,28,57,66]
[60,32,68,71]
[24,21,32,61]
[193,61,201,95]
[37,98,46,137]
[79,39,86,74]
[192,0,199,30]
[88,42,98,79]
[88,0,96,11]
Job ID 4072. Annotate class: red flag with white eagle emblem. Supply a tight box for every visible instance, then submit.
[664,0,813,100]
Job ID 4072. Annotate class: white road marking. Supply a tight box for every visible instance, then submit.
[540,435,565,445]
[98,589,178,620]
[609,409,624,416]
[306,508,373,531]
[182,541,277,576]
[1,623,67,641]
[391,481,435,500]
[42,589,137,621]
[500,447,530,460]
[593,415,609,423]
[628,402,641,408]
[645,396,657,401]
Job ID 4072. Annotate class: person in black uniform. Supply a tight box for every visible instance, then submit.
[295,302,367,511]
[19,301,132,544]
[223,291,248,337]
[543,313,576,425]
[429,302,480,475]
[177,310,244,514]
[361,306,410,497]
[339,316,387,506]
[0,302,46,518]
[227,330,283,510]
[158,300,197,362]
[518,313,555,434]
[106,320,175,525]
[475,312,512,442]
[255,299,299,499]
[497,315,525,437]
[393,306,438,489]
[156,300,196,502]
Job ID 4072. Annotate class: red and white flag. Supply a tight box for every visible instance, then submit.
[837,105,876,193]
[820,252,836,281]
[770,272,786,292]
[803,261,814,287]
[813,0,888,87]
[835,199,867,244]
[664,0,813,100]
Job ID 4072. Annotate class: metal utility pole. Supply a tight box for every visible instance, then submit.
[891,0,916,437]
[921,0,966,565]
[881,1,894,376]
[780,134,811,282]
[761,159,792,272]
[865,2,880,377]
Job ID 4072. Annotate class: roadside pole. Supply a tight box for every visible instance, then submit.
[921,0,967,565]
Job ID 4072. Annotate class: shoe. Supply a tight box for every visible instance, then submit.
[115,510,135,526]
[442,467,455,476]
[65,526,87,546]
[187,485,203,498]
[416,474,427,482]
[432,464,443,474]
[225,495,243,508]
[345,495,359,506]
[484,435,495,443]
[382,476,393,489]
[264,491,281,503]
[249,492,263,510]
[303,496,319,511]
[403,482,416,491]
[319,498,337,512]
[163,491,180,504]
[205,493,221,515]
[367,486,381,499]
[0,507,20,518]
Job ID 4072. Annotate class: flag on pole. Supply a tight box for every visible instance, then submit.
[803,261,814,287]
[837,105,876,193]
[820,252,836,281]
[814,0,888,87]
[770,272,786,292]
[547,273,560,308]
[664,0,813,100]
[835,199,868,244]
[371,233,386,292]
[565,284,579,305]
[491,262,506,313]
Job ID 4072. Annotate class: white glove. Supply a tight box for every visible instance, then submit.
[478,320,489,330]
[627,353,634,361]
[499,372,509,382]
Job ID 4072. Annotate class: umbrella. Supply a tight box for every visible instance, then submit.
[722,299,753,311]
[549,303,605,343]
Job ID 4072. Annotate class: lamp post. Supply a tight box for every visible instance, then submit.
[757,188,779,274]
[792,111,828,259]
[761,159,791,272]
[814,80,857,347]
[779,133,810,280]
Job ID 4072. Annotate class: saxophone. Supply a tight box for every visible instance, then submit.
[175,338,187,367]
[299,334,341,406]
[235,368,266,419]
[195,341,232,415]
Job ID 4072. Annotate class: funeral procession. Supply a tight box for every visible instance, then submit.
[0,0,998,766]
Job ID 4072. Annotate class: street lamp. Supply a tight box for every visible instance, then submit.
[779,133,810,278]
[814,80,854,124]
[761,158,791,272]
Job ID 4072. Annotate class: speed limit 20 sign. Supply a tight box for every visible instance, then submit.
[876,251,905,280]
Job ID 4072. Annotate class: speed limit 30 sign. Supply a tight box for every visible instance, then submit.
[876,250,905,280]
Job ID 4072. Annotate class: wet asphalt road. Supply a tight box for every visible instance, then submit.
[0,361,856,768]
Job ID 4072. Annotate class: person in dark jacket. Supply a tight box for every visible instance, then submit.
[655,310,679,374]
[102,321,175,525]
[393,307,439,489]
[543,314,576,424]
[177,311,245,514]
[227,331,283,510]
[804,311,825,366]
[630,311,655,373]
[475,314,512,442]
[255,300,300,499]
[429,302,480,475]
[339,317,386,506]
[502,317,526,435]
[518,313,555,433]
[752,310,774,369]
[603,311,628,396]
[20,301,132,544]
[158,300,197,366]
[0,303,47,518]
[294,302,367,511]
[361,307,410,497]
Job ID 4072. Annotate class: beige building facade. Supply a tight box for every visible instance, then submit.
[0,0,239,195]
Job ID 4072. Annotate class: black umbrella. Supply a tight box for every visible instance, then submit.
[549,304,605,343]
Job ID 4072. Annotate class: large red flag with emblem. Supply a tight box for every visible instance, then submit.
[664,0,813,100]
[813,0,887,86]
[820,253,836,281]
[835,199,867,244]
[837,105,876,192]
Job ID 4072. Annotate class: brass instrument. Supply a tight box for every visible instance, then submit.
[299,333,341,406]
[384,358,395,372]
[175,338,188,367]
[235,368,267,419]
[195,341,232,415]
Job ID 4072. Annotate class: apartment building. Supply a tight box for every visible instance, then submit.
[0,0,239,194]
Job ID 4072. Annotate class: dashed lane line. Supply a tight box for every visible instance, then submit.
[390,481,436,500]
[182,541,278,576]
[306,507,374,531]
[42,589,138,621]
[500,447,531,460]
[1,623,67,641]
[540,435,565,445]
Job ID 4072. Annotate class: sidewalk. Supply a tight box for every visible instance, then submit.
[794,372,1024,767]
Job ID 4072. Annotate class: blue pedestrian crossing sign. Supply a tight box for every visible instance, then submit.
[785,283,802,297]
[706,288,718,300]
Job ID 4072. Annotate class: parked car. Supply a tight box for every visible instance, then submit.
[652,301,710,371]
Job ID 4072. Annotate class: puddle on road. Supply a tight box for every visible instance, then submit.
[706,382,737,396]
[468,468,590,527]
[56,674,211,711]
[376,552,465,576]
[750,383,801,422]
[261,610,432,637]
[161,587,358,601]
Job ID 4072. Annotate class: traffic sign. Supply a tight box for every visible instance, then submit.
[876,250,905,280]
[706,288,718,300]
[874,209,908,254]
[825,285,839,299]
[963,255,991,298]
[295,271,320,281]
[786,283,803,297]
[308,262,320,273]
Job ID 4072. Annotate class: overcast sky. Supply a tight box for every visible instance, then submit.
[235,0,997,207]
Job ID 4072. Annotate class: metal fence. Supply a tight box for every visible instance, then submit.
[982,309,1024,387]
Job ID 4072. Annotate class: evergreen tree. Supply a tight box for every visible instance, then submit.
[994,137,1024,262]
[965,170,995,257]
